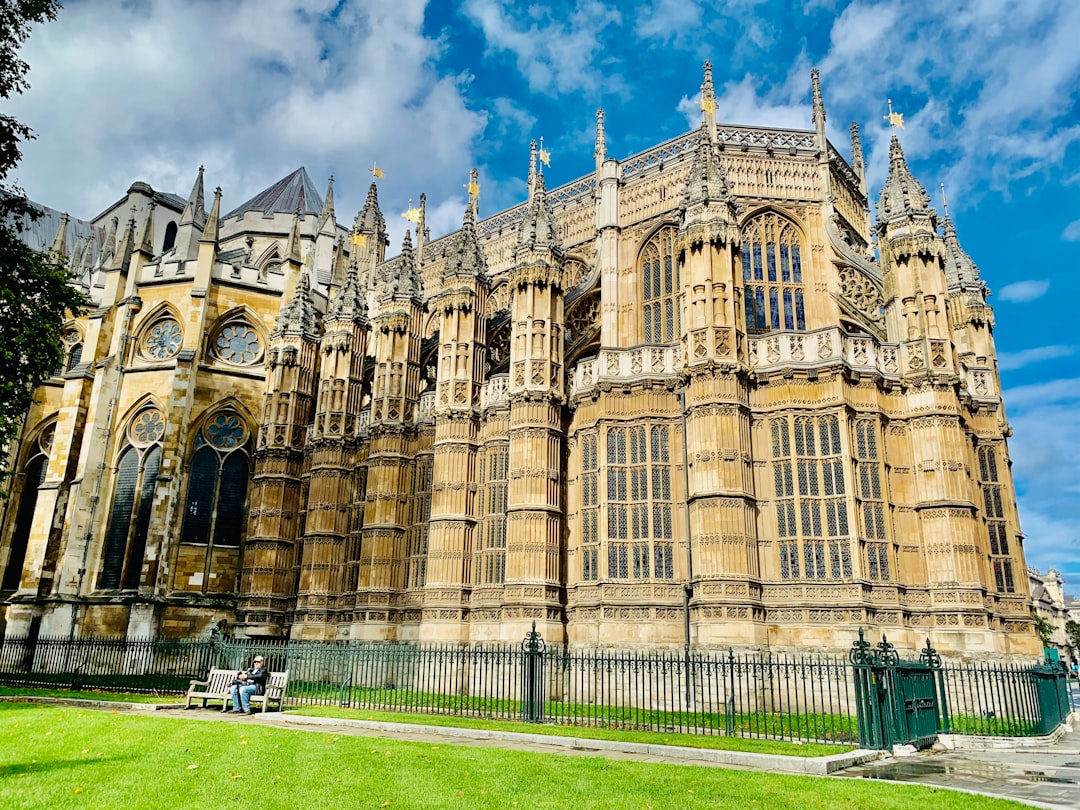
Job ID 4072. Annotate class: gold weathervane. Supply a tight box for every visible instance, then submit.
[538,136,551,167]
[402,198,420,223]
[370,162,385,179]
[884,99,904,128]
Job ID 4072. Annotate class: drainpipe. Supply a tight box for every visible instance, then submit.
[677,384,694,708]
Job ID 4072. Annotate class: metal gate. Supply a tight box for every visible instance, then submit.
[850,629,948,750]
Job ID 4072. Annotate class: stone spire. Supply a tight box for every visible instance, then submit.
[69,235,86,274]
[49,213,70,260]
[320,175,335,221]
[200,187,222,246]
[683,131,732,209]
[274,269,317,337]
[378,229,423,302]
[326,256,368,323]
[113,212,136,272]
[594,108,606,171]
[516,169,559,254]
[850,121,866,193]
[356,181,386,237]
[527,139,538,201]
[179,165,206,227]
[811,68,826,147]
[95,216,117,272]
[329,235,349,289]
[876,135,934,227]
[444,170,488,282]
[942,213,982,294]
[701,60,718,144]
[135,201,156,256]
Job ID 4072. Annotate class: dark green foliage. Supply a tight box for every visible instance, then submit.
[0,1,91,473]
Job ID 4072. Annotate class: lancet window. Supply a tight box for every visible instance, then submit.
[606,424,674,581]
[176,412,251,591]
[1,425,53,591]
[343,466,367,594]
[854,419,890,581]
[478,444,508,585]
[580,433,599,581]
[742,212,805,332]
[772,414,851,580]
[407,455,433,589]
[641,226,681,344]
[99,408,165,590]
[979,445,1014,593]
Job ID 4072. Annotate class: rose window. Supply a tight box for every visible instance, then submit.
[205,413,247,449]
[214,324,261,365]
[131,409,165,445]
[144,319,182,359]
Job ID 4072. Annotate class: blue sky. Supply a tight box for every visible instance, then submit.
[8,0,1080,589]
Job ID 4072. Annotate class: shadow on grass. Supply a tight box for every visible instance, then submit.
[0,755,129,778]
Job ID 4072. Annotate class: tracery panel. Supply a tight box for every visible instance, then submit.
[742,212,805,333]
[640,226,681,344]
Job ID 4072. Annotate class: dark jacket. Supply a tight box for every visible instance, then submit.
[244,664,268,694]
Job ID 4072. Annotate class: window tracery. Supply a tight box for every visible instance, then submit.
[407,455,432,589]
[580,433,599,581]
[772,413,851,581]
[979,445,1014,593]
[179,413,251,559]
[742,212,805,333]
[641,226,681,343]
[212,321,262,366]
[854,419,890,581]
[1,425,53,591]
[141,317,183,361]
[478,445,508,585]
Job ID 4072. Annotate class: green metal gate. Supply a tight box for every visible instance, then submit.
[850,629,948,750]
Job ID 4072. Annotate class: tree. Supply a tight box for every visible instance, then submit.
[0,1,91,473]
[1067,620,1080,655]
[1032,614,1055,648]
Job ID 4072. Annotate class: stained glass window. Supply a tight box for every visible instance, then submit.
[130,409,165,445]
[742,213,805,333]
[99,443,160,590]
[1,454,47,591]
[214,323,261,365]
[641,226,681,343]
[478,445,508,585]
[143,318,183,360]
[979,445,1014,593]
[206,413,246,449]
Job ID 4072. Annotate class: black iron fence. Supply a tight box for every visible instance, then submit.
[0,631,1071,746]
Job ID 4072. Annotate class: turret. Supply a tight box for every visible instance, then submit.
[174,166,206,260]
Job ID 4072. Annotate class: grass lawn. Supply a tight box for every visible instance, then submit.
[0,703,1026,810]
[0,686,182,704]
[290,705,850,757]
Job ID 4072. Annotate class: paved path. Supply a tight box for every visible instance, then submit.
[838,685,1080,810]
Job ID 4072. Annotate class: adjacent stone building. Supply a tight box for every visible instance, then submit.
[0,66,1040,655]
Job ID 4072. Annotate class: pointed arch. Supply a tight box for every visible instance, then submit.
[134,302,185,362]
[636,222,681,344]
[739,208,807,333]
[1,418,57,591]
[204,306,269,367]
[253,242,281,272]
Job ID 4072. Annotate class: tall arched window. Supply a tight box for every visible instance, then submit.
[177,412,251,592]
[99,409,165,590]
[162,221,178,253]
[978,445,1014,593]
[641,225,681,343]
[1,426,53,591]
[742,212,805,332]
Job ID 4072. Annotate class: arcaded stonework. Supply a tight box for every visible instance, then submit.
[0,66,1039,656]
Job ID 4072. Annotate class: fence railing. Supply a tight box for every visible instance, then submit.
[0,633,1071,745]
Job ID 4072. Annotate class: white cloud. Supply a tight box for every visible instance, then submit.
[996,279,1050,303]
[8,0,486,245]
[1063,219,1080,241]
[997,345,1075,372]
[462,0,624,96]
[677,74,811,132]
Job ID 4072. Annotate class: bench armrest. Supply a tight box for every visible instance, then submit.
[188,679,210,690]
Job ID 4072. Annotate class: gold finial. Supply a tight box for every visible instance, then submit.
[884,99,904,128]
[538,136,551,168]
[370,162,385,179]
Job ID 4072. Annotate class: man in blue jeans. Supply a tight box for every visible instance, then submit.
[230,655,267,714]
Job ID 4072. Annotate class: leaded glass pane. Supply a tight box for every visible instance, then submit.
[124,445,161,589]
[144,319,182,360]
[1,455,48,591]
[180,447,217,545]
[99,447,138,589]
[215,323,261,365]
[214,451,249,547]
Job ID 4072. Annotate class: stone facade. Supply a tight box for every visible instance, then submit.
[0,66,1040,656]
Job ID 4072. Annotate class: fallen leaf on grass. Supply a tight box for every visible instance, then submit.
[186,764,199,770]
[381,803,391,807]
[229,773,243,780]
[82,749,89,754]
[74,787,84,794]
[239,739,248,746]
[384,750,393,756]
[457,790,465,797]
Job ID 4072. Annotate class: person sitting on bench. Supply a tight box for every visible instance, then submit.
[229,655,267,714]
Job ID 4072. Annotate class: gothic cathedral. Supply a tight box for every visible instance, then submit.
[0,66,1039,656]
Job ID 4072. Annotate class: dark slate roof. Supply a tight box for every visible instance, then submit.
[91,182,187,223]
[224,167,323,219]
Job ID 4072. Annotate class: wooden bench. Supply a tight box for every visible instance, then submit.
[185,668,289,713]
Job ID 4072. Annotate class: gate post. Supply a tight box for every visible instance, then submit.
[920,637,949,734]
[849,628,881,749]
[521,622,545,723]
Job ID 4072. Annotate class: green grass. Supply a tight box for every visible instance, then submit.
[0,703,1026,810]
[0,686,183,704]
[289,704,850,757]
[289,681,859,744]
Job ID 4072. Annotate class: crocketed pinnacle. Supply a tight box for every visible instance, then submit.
[942,216,982,293]
[285,208,302,264]
[811,68,826,128]
[683,133,732,208]
[516,169,559,251]
[356,181,386,238]
[377,229,423,302]
[179,165,206,227]
[95,216,117,271]
[49,213,70,259]
[200,187,222,245]
[444,171,488,282]
[273,269,317,338]
[136,202,156,256]
[113,213,136,272]
[326,259,368,324]
[876,135,933,225]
